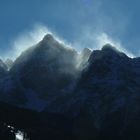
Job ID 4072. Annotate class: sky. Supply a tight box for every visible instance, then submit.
[0,0,140,59]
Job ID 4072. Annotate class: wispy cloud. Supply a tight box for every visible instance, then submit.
[96,32,135,58]
[2,23,135,61]
[8,24,51,60]
[4,24,72,60]
[72,26,135,58]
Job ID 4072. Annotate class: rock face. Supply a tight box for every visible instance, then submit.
[43,44,140,139]
[0,58,26,105]
[69,44,140,139]
[1,35,140,139]
[10,34,79,100]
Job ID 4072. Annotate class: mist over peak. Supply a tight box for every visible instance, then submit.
[1,24,135,64]
[102,43,116,50]
[101,44,128,57]
[2,31,134,74]
[42,34,54,42]
[1,0,140,139]
[1,28,140,140]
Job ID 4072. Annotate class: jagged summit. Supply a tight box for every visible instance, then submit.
[39,34,76,53]
[89,44,128,64]
[40,33,57,48]
[42,34,54,42]
[0,33,140,139]
[102,43,117,51]
[10,33,80,103]
[101,43,121,55]
[101,43,128,58]
[1,34,135,111]
[82,48,92,56]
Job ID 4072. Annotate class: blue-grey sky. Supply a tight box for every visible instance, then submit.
[0,0,140,59]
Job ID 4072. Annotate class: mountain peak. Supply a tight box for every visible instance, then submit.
[89,44,128,65]
[101,44,128,58]
[102,43,117,51]
[82,48,92,55]
[43,34,54,41]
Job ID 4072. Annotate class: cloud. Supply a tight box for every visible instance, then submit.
[7,24,51,60]
[96,32,135,58]
[72,26,135,58]
[3,23,134,61]
[4,24,73,61]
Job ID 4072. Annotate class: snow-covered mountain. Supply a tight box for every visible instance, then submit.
[0,34,89,110]
[1,34,140,139]
[42,42,140,139]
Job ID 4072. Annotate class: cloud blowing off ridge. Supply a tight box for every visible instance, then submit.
[2,24,135,61]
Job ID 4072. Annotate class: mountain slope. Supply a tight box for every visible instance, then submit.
[43,44,140,139]
[7,34,82,110]
[1,35,140,139]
